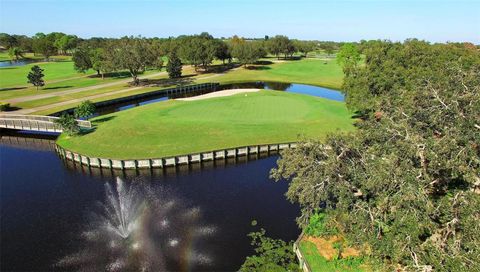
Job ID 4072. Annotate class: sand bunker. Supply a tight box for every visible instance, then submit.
[176,88,261,101]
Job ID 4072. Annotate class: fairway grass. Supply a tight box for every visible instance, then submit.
[0,59,93,89]
[57,91,354,159]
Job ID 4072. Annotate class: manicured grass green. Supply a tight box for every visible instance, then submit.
[57,91,354,159]
[197,58,343,90]
[300,241,366,272]
[0,59,94,89]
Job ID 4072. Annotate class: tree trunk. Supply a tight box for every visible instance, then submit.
[129,69,139,85]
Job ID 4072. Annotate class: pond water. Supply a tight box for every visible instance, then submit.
[80,81,345,116]
[0,59,39,68]
[0,132,299,271]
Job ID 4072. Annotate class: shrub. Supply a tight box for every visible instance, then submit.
[0,102,10,111]
[54,114,80,136]
[74,100,96,119]
[304,212,338,237]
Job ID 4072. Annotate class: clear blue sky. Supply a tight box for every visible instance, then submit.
[0,0,478,43]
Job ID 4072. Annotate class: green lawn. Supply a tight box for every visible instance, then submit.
[57,91,354,159]
[0,59,94,89]
[300,241,366,272]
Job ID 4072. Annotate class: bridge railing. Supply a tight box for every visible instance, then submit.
[0,114,91,128]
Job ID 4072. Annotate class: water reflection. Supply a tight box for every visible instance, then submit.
[57,177,215,271]
[0,59,39,68]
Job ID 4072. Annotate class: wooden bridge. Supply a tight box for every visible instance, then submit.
[0,114,91,133]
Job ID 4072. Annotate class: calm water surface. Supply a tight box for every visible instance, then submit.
[0,132,299,271]
[0,59,39,68]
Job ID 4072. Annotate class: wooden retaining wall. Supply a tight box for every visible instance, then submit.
[293,232,312,272]
[55,142,297,170]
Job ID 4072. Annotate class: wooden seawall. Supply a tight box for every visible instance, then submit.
[55,142,297,170]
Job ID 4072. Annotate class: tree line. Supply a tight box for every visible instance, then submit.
[2,32,346,86]
[0,32,79,60]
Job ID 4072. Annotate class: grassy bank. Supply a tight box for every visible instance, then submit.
[299,240,366,272]
[57,91,354,159]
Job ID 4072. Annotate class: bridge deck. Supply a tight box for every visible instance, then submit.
[0,114,91,133]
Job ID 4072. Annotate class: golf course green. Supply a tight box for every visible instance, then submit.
[57,90,355,159]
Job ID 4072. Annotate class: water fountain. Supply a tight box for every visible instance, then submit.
[57,177,215,271]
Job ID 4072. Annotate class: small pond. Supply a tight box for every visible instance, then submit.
[0,59,40,68]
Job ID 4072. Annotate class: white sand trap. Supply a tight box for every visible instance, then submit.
[177,88,261,101]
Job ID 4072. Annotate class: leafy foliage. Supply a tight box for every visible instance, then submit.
[166,50,182,79]
[54,114,80,136]
[272,41,480,271]
[304,212,338,237]
[336,43,361,74]
[267,35,296,59]
[73,100,95,119]
[8,46,23,60]
[239,228,300,272]
[26,65,45,90]
[231,39,264,67]
[110,36,158,85]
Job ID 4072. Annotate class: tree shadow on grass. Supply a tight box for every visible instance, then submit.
[93,116,116,124]
[254,60,274,65]
[135,75,195,87]
[78,128,95,136]
[87,71,132,79]
[245,65,271,70]
[44,85,73,90]
[0,87,27,92]
[204,63,239,73]
[1,105,22,111]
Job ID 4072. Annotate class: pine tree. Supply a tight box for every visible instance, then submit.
[166,51,182,79]
[27,65,45,90]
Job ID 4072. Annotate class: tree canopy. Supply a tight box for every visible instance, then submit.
[272,41,480,271]
[27,65,45,90]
